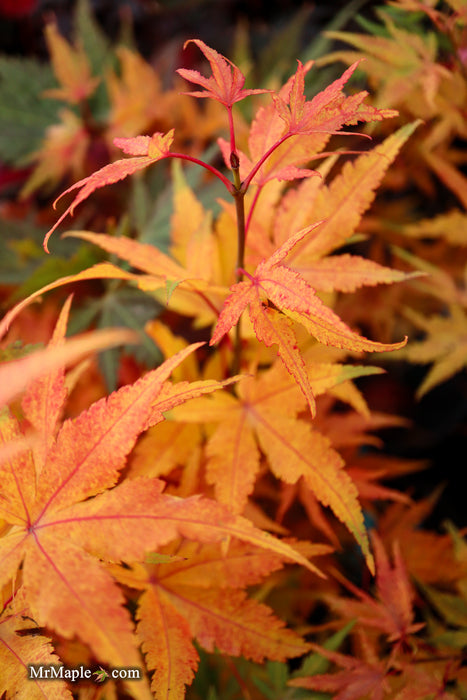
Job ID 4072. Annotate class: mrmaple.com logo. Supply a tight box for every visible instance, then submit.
[27,664,141,682]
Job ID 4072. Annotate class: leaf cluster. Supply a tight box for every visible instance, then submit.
[1,2,467,698]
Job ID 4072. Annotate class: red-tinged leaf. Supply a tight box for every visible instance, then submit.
[273,59,397,138]
[0,588,72,700]
[2,443,319,668]
[0,326,138,407]
[249,298,316,416]
[172,370,371,570]
[176,40,269,107]
[43,130,174,252]
[135,538,299,700]
[33,343,204,511]
[252,410,374,573]
[211,221,406,393]
[21,296,72,476]
[327,533,424,643]
[114,538,313,699]
[137,587,199,700]
[293,254,423,293]
[218,110,325,186]
[210,279,255,345]
[264,221,325,268]
[206,409,261,511]
[285,305,407,354]
[209,222,321,345]
[23,480,321,668]
[0,412,37,526]
[164,586,309,661]
[22,532,144,668]
[149,376,241,424]
[289,642,389,700]
[239,61,334,186]
[113,130,174,158]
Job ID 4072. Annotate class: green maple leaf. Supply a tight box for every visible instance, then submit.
[93,666,109,682]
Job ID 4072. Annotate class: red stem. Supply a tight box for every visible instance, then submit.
[165,152,234,192]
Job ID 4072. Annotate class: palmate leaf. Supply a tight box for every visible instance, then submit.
[172,363,375,573]
[325,533,425,644]
[42,130,175,252]
[112,539,313,700]
[0,307,318,675]
[176,39,270,107]
[0,588,72,700]
[210,223,406,416]
[217,61,329,187]
[398,305,467,397]
[271,58,397,138]
[289,639,389,700]
[42,21,100,105]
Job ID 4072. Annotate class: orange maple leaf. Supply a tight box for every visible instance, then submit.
[272,59,397,138]
[113,538,311,699]
[0,588,72,700]
[42,129,175,252]
[42,21,100,105]
[0,305,317,669]
[170,361,375,572]
[176,39,270,108]
[210,223,406,415]
[289,634,390,700]
[327,533,425,648]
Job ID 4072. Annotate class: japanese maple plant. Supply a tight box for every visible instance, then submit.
[1,38,426,699]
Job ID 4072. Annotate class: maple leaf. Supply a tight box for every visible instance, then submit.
[176,39,270,108]
[273,121,421,257]
[0,307,318,672]
[326,533,425,647]
[63,230,229,325]
[289,635,390,700]
[394,663,461,700]
[321,13,449,113]
[106,46,174,141]
[217,63,329,188]
[93,665,109,683]
[112,538,312,700]
[42,129,175,252]
[210,223,406,415]
[170,362,375,573]
[398,305,467,397]
[0,588,72,699]
[20,108,90,198]
[272,58,397,139]
[42,21,100,104]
